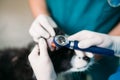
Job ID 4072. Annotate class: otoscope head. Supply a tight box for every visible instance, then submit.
[52,35,69,48]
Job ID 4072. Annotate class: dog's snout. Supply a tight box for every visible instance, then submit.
[83,56,90,62]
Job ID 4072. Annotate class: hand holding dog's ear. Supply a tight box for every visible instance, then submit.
[28,38,57,80]
[29,15,57,42]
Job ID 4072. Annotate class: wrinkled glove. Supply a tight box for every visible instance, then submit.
[28,38,57,80]
[68,30,120,57]
[29,15,57,42]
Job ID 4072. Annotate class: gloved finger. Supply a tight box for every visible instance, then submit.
[40,22,55,37]
[85,52,94,58]
[28,45,39,60]
[47,37,55,51]
[75,50,94,58]
[37,15,56,37]
[78,37,103,49]
[68,30,95,41]
[38,38,49,58]
[47,16,57,28]
[33,38,39,42]
[29,21,50,39]
[97,36,112,48]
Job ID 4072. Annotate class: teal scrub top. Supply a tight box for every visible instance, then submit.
[46,0,120,35]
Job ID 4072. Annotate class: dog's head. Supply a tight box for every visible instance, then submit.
[69,51,94,72]
[49,47,94,73]
[48,28,95,73]
[0,28,95,80]
[0,44,94,80]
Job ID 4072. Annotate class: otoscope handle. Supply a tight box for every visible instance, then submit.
[66,41,114,56]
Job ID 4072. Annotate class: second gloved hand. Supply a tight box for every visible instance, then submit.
[29,15,57,42]
[68,30,120,57]
[28,38,57,80]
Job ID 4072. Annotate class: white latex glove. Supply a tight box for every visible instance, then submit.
[29,15,57,42]
[28,38,57,80]
[68,30,120,57]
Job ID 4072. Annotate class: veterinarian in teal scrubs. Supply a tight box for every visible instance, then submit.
[29,0,120,80]
[46,0,120,35]
[46,0,120,80]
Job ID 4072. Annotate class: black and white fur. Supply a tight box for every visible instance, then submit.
[52,28,94,73]
[0,28,94,80]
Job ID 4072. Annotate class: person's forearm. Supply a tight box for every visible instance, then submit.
[110,36,120,57]
[29,0,50,18]
[109,22,120,36]
[96,22,120,60]
[108,22,120,57]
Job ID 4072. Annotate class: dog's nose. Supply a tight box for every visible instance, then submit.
[83,56,90,62]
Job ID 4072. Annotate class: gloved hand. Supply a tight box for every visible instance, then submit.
[29,15,57,42]
[68,30,120,57]
[28,38,57,80]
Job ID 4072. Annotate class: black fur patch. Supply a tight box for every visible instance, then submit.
[0,45,75,80]
[0,28,89,80]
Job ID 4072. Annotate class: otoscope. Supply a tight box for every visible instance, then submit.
[53,35,114,56]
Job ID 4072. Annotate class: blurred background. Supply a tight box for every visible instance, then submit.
[0,0,33,49]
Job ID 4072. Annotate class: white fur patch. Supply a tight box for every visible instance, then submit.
[70,55,88,69]
[68,52,94,72]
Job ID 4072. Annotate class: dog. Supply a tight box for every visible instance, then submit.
[49,28,94,73]
[0,28,94,80]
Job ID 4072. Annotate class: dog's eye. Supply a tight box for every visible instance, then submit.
[83,56,90,62]
[78,57,81,59]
